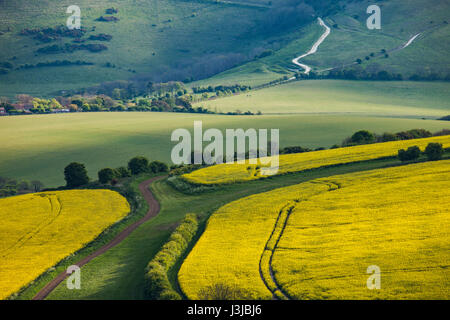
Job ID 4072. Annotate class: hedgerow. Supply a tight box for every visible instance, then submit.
[144,214,199,300]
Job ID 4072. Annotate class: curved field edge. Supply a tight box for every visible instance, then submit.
[182,135,450,185]
[9,174,153,300]
[178,160,450,300]
[0,189,129,300]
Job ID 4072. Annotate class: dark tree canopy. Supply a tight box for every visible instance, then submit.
[98,168,116,184]
[128,156,149,175]
[398,146,421,162]
[149,160,168,173]
[64,162,89,187]
[350,130,376,145]
[425,143,444,161]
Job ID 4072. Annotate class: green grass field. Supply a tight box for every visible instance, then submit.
[197,80,450,117]
[1,110,449,187]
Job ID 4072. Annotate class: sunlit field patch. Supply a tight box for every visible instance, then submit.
[179,160,450,299]
[183,135,450,185]
[0,190,129,299]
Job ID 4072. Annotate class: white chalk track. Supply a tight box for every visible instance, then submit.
[291,17,331,75]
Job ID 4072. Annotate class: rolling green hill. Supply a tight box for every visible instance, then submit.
[192,0,450,86]
[0,0,449,97]
[0,0,313,97]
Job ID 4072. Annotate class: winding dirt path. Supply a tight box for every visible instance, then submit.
[32,176,165,300]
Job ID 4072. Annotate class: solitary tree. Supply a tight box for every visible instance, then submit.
[64,162,89,188]
[128,156,149,175]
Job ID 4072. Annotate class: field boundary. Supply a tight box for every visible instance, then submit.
[31,176,166,300]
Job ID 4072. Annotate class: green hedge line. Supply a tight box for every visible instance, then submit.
[144,213,199,299]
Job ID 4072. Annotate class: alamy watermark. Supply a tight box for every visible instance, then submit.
[66,265,81,290]
[367,5,381,30]
[171,121,279,175]
[366,265,381,290]
[66,5,81,30]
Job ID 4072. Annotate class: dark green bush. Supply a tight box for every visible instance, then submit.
[98,168,115,184]
[280,146,311,154]
[350,130,376,144]
[115,166,131,178]
[398,146,421,162]
[149,160,168,173]
[144,214,198,300]
[425,143,444,161]
[198,283,252,300]
[128,156,149,175]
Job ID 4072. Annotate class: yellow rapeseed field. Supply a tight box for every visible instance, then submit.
[178,160,450,299]
[0,190,129,299]
[183,135,450,185]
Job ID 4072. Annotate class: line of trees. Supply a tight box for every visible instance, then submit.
[341,129,445,147]
[63,156,169,188]
[192,84,251,95]
[294,69,450,82]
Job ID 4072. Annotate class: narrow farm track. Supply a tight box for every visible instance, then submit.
[262,181,341,299]
[32,176,166,300]
[259,204,294,300]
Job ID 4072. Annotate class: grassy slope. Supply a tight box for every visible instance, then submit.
[192,0,450,86]
[190,22,324,87]
[1,0,449,96]
[0,0,274,97]
[1,111,449,187]
[45,156,406,299]
[195,80,450,116]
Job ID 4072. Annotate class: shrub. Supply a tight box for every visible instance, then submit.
[433,129,450,136]
[144,214,198,300]
[350,130,376,145]
[425,143,443,161]
[115,166,131,178]
[31,180,45,192]
[380,132,398,142]
[128,156,149,175]
[64,162,89,188]
[396,129,432,140]
[198,283,252,300]
[148,161,168,173]
[98,168,116,184]
[398,146,421,162]
[280,146,311,154]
